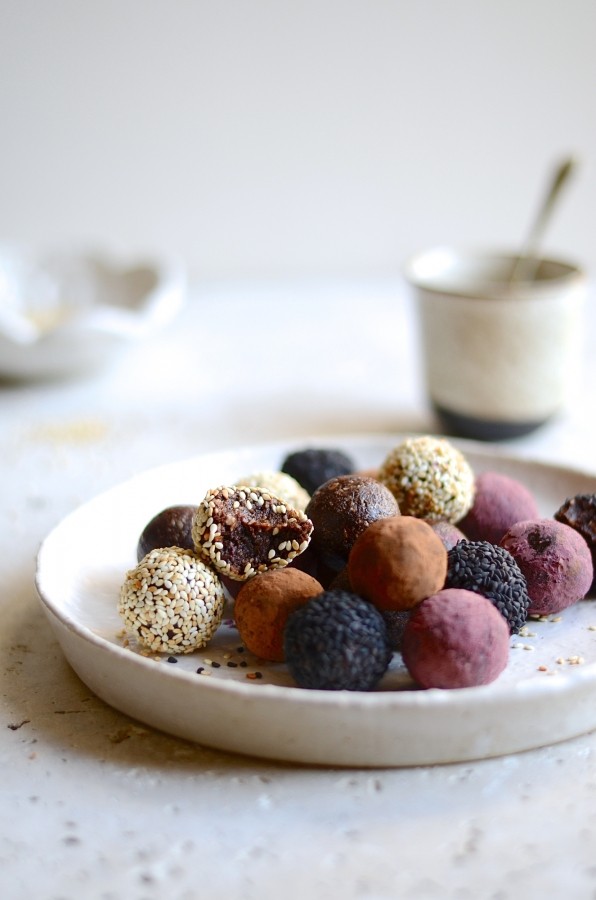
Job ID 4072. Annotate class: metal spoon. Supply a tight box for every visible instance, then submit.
[508,155,577,284]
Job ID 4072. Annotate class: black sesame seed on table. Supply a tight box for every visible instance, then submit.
[281,448,355,495]
[445,540,530,634]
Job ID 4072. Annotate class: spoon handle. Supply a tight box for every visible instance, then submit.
[509,155,577,284]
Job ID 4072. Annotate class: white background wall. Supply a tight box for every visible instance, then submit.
[1,0,595,280]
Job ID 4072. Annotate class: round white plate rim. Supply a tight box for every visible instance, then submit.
[35,432,596,766]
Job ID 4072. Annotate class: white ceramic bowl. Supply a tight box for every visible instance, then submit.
[0,245,187,379]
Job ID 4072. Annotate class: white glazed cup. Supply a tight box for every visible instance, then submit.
[404,247,587,440]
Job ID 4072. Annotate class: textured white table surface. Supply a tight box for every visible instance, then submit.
[3,277,596,900]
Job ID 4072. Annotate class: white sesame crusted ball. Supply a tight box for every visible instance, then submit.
[235,470,311,511]
[377,436,475,524]
[118,547,225,654]
[192,485,313,580]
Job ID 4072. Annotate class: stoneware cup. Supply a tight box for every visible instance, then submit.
[404,246,587,440]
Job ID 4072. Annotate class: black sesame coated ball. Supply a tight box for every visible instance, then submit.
[281,448,355,495]
[283,590,392,691]
[445,540,530,634]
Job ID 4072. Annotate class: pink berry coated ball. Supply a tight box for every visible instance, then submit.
[401,588,510,689]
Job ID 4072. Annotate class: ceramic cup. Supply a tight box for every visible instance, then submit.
[404,246,587,440]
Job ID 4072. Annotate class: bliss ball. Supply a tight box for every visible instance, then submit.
[119,547,225,654]
[431,521,466,551]
[327,566,353,592]
[378,435,475,523]
[234,568,323,662]
[382,609,411,650]
[459,472,539,545]
[348,515,448,612]
[137,505,196,562]
[306,474,400,572]
[402,589,510,689]
[554,494,596,593]
[283,590,392,691]
[446,540,529,634]
[192,485,313,580]
[235,470,311,511]
[281,447,355,494]
[500,518,594,616]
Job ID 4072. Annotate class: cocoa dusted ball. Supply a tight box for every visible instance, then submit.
[459,471,539,545]
[137,504,196,562]
[234,568,323,662]
[306,474,399,572]
[402,588,510,689]
[348,515,448,612]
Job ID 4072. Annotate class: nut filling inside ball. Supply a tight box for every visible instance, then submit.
[192,485,313,580]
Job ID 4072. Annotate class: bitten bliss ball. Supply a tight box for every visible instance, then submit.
[378,436,475,523]
[402,588,510,689]
[119,547,225,654]
[192,485,313,580]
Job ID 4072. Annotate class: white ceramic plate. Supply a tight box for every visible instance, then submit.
[35,435,596,767]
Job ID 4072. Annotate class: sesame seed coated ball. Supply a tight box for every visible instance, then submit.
[235,470,311,512]
[118,547,225,654]
[192,485,313,580]
[377,436,475,523]
[283,590,392,691]
[445,540,529,634]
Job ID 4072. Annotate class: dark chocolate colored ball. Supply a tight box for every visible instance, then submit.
[281,447,355,494]
[306,474,399,572]
[137,505,196,562]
